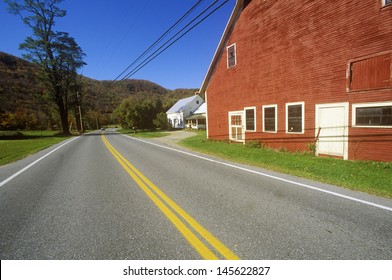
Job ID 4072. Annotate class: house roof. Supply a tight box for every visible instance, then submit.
[199,0,247,94]
[193,103,206,114]
[186,114,206,120]
[166,95,202,114]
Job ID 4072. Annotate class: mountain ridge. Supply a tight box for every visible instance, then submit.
[0,51,198,129]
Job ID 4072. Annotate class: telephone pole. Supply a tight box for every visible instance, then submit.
[77,91,84,133]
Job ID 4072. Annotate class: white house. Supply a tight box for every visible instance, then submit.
[166,95,204,129]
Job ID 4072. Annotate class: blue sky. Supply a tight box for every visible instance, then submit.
[0,0,235,89]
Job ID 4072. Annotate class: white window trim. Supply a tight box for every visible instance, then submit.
[244,106,256,132]
[352,101,392,128]
[228,110,245,142]
[262,104,278,133]
[382,0,392,7]
[227,43,237,68]
[286,101,305,134]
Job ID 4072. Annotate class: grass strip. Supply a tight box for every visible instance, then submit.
[0,131,70,165]
[179,131,392,198]
[118,129,170,138]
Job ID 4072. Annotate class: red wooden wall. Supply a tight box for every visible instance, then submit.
[206,0,392,161]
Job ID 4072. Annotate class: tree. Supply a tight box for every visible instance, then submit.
[114,94,164,130]
[153,112,169,130]
[5,0,86,135]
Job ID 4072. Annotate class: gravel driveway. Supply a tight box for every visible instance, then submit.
[153,130,196,147]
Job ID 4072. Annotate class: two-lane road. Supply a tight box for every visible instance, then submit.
[1,130,391,259]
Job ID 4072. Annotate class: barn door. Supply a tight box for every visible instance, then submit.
[229,111,244,142]
[316,103,349,159]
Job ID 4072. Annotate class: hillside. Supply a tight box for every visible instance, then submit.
[0,51,198,130]
[0,51,44,113]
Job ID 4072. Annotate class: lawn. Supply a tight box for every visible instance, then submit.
[179,131,392,198]
[118,129,170,138]
[0,131,70,166]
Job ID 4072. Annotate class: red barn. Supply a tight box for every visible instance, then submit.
[200,0,392,161]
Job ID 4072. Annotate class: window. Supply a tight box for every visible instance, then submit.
[383,0,392,7]
[244,107,256,131]
[263,105,277,133]
[353,102,392,127]
[348,51,392,92]
[227,43,236,68]
[286,102,304,133]
[231,114,242,126]
[229,111,244,142]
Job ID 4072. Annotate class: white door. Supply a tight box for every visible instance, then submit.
[316,103,349,159]
[229,111,244,142]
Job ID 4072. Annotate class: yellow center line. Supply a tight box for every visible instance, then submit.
[101,133,239,260]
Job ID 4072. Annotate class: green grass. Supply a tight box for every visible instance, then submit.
[0,130,61,138]
[179,131,392,198]
[118,129,170,138]
[0,130,70,166]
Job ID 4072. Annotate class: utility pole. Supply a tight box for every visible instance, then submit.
[77,91,84,133]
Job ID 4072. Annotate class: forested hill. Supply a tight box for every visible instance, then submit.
[0,51,44,113]
[0,51,198,129]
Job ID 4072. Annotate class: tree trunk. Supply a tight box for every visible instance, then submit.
[59,104,71,136]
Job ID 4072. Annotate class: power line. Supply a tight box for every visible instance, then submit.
[96,1,150,77]
[110,0,229,90]
[110,0,204,86]
[113,0,229,89]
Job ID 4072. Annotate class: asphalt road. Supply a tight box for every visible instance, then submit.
[1,129,391,259]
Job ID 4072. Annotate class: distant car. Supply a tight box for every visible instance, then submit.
[100,127,105,131]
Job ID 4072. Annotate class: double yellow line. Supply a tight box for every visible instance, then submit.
[101,134,239,260]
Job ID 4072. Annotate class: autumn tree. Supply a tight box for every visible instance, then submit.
[5,0,86,135]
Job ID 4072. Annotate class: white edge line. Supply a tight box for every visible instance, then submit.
[0,136,80,187]
[120,134,392,213]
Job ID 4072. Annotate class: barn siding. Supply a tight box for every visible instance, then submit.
[206,0,392,161]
